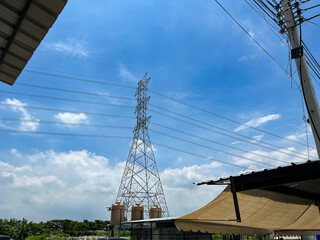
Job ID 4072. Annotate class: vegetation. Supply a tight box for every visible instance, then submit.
[0,219,112,240]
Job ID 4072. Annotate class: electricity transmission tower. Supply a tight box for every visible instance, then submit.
[116,73,169,219]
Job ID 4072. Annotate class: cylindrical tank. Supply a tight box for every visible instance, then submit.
[110,202,124,226]
[149,205,162,219]
[131,204,144,221]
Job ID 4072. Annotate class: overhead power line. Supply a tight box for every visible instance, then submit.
[150,121,305,162]
[0,90,135,109]
[1,117,287,166]
[0,89,313,159]
[24,69,136,90]
[150,129,276,166]
[15,82,136,101]
[0,103,135,119]
[0,128,250,170]
[0,118,133,130]
[149,109,316,160]
[0,128,131,139]
[18,72,314,149]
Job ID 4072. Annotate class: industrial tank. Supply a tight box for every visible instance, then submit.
[149,205,162,218]
[131,204,144,221]
[110,202,124,226]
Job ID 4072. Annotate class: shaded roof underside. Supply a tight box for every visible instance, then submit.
[0,0,67,85]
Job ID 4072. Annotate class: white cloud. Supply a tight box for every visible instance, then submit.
[234,114,280,132]
[54,112,88,125]
[10,149,22,158]
[251,134,264,143]
[131,139,157,153]
[119,64,139,82]
[0,150,228,221]
[238,54,256,62]
[1,98,39,131]
[43,38,90,57]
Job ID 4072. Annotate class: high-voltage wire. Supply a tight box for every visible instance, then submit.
[0,128,131,139]
[24,69,309,148]
[214,0,301,91]
[0,127,250,170]
[0,118,276,166]
[151,142,256,170]
[149,109,316,160]
[1,88,314,159]
[150,122,297,163]
[0,90,135,109]
[15,82,136,101]
[0,118,132,129]
[24,69,136,90]
[150,129,276,166]
[1,116,311,163]
[2,101,313,160]
[0,103,135,119]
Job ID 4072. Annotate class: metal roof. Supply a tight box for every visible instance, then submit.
[124,217,178,224]
[197,160,320,202]
[0,0,68,85]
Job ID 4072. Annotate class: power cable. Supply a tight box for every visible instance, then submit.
[0,128,250,170]
[15,82,136,101]
[214,0,301,91]
[1,101,313,159]
[151,121,296,163]
[0,90,135,109]
[151,141,251,170]
[0,103,135,119]
[24,69,311,148]
[0,118,133,130]
[1,88,314,158]
[149,108,316,160]
[1,117,276,166]
[24,69,136,90]
[150,129,277,166]
[149,104,315,156]
[0,128,131,140]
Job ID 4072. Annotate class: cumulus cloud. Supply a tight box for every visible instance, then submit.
[43,38,90,57]
[234,114,280,132]
[1,98,39,131]
[0,150,229,221]
[54,112,88,125]
[119,64,139,82]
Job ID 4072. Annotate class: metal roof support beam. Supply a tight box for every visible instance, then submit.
[0,0,34,72]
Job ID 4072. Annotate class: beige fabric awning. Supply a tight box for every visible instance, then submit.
[175,187,320,235]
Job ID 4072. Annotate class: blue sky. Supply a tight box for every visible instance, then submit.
[1,0,320,221]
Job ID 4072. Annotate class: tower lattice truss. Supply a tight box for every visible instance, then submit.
[116,74,169,219]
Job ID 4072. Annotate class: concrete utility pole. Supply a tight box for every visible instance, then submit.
[281,0,320,159]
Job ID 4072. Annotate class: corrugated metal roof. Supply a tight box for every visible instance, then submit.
[0,0,68,85]
[197,160,320,201]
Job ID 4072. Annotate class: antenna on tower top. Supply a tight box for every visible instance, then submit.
[116,73,170,219]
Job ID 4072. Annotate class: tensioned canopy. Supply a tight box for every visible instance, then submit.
[175,187,320,236]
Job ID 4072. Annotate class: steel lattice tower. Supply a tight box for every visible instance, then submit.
[116,74,169,219]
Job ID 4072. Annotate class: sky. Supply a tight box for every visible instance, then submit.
[1,0,320,222]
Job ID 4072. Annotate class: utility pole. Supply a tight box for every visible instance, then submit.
[116,73,169,219]
[281,0,320,159]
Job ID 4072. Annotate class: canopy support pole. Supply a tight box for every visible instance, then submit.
[230,177,241,222]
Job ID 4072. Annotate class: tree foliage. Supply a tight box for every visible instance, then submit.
[0,219,110,240]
